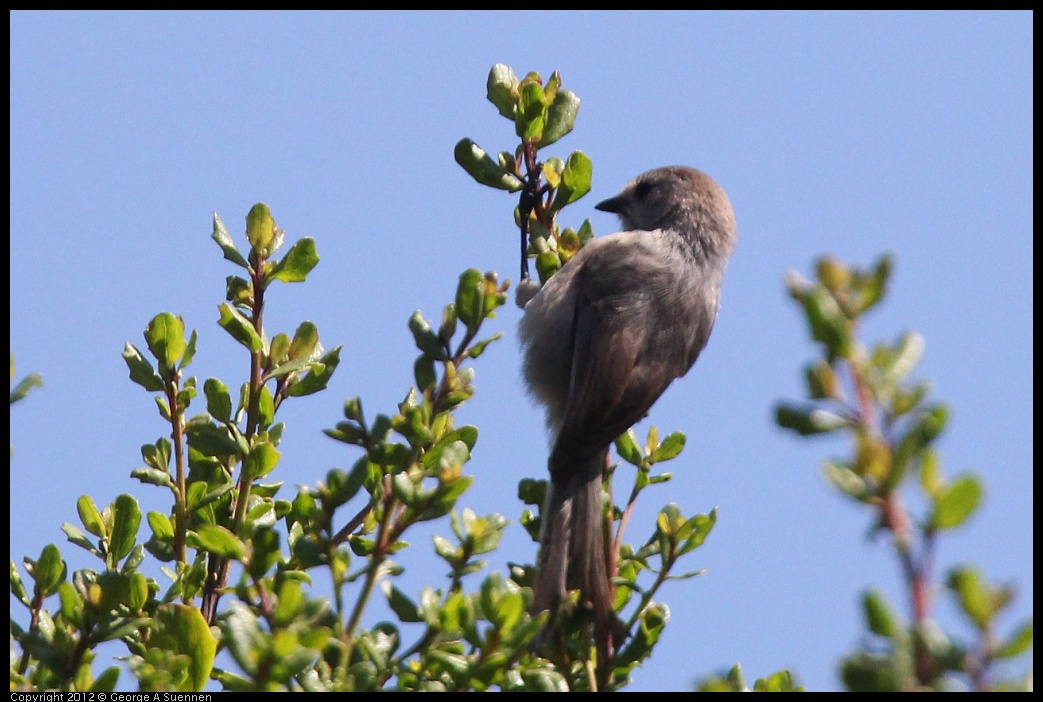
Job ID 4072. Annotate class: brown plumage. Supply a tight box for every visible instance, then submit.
[518,166,737,666]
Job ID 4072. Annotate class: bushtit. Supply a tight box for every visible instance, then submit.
[518,165,737,650]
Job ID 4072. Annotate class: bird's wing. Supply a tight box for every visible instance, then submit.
[548,235,683,478]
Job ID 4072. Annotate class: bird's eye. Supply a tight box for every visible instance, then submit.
[633,181,652,200]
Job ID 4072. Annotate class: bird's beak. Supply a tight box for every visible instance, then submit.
[595,195,625,213]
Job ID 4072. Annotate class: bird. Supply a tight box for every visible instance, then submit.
[517,165,737,660]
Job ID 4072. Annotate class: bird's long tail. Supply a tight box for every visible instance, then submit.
[533,449,622,681]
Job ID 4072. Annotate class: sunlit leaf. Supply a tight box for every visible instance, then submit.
[211,212,250,269]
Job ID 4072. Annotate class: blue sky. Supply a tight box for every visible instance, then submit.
[10,11,1032,691]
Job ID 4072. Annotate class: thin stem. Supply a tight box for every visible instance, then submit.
[613,468,644,557]
[202,252,268,623]
[330,502,376,547]
[165,371,188,567]
[343,474,395,648]
[15,594,43,676]
[853,351,937,685]
[517,142,541,282]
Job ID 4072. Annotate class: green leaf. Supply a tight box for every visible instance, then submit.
[516,79,547,141]
[109,494,142,563]
[152,603,218,691]
[10,561,30,606]
[947,566,993,629]
[392,405,434,447]
[862,588,899,638]
[455,269,485,332]
[177,378,197,414]
[288,321,320,360]
[212,212,250,269]
[243,441,281,481]
[615,602,668,668]
[438,303,458,346]
[823,461,870,502]
[908,403,948,447]
[148,511,174,539]
[324,463,364,508]
[347,535,378,557]
[10,371,43,404]
[221,603,264,677]
[521,668,569,692]
[269,237,319,283]
[284,346,342,397]
[543,70,561,102]
[89,666,121,692]
[481,271,506,317]
[179,329,198,371]
[33,544,66,595]
[245,202,275,250]
[189,524,244,560]
[860,253,893,313]
[392,473,421,507]
[996,620,1033,659]
[58,581,83,629]
[657,504,683,539]
[124,544,146,571]
[433,534,458,562]
[414,355,437,393]
[489,588,524,632]
[892,380,927,418]
[541,88,580,147]
[383,582,423,623]
[418,476,473,522]
[614,429,643,466]
[466,332,503,359]
[188,483,234,511]
[697,664,748,692]
[930,474,983,530]
[549,151,593,211]
[485,63,518,120]
[343,396,363,422]
[122,343,165,392]
[154,395,172,419]
[422,426,479,470]
[453,139,523,192]
[918,448,943,496]
[558,227,581,260]
[775,402,850,435]
[77,495,106,538]
[267,350,318,383]
[677,508,717,556]
[542,158,562,188]
[534,251,561,283]
[437,440,470,473]
[187,421,241,458]
[799,286,851,361]
[805,360,840,400]
[225,275,253,307]
[649,431,686,463]
[409,311,446,360]
[270,579,303,625]
[816,255,850,292]
[325,421,365,446]
[753,670,803,692]
[145,313,187,372]
[204,377,232,423]
[882,331,924,385]
[217,303,263,351]
[61,522,102,557]
[131,466,172,487]
[517,478,546,506]
[269,332,291,366]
